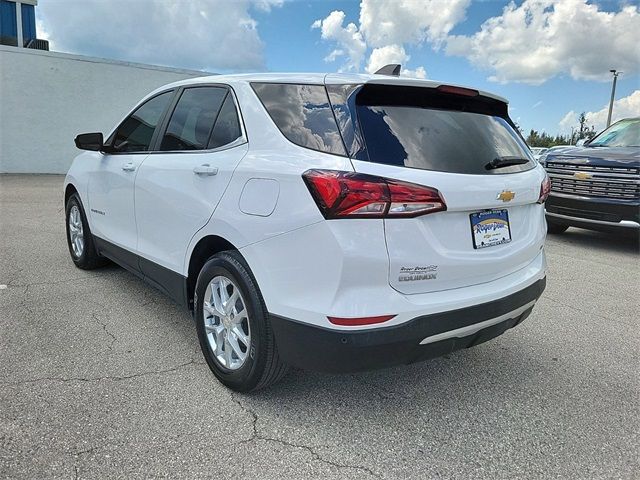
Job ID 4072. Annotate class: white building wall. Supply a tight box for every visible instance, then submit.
[0,46,208,173]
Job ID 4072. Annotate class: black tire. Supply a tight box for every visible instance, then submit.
[65,193,108,269]
[546,218,569,234]
[194,251,288,392]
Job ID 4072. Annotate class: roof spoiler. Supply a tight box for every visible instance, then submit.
[374,64,401,76]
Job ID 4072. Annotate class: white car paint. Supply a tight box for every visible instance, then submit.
[65,72,547,337]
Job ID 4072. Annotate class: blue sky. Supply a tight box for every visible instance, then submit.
[37,0,640,136]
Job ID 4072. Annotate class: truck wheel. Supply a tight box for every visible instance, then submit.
[546,218,569,234]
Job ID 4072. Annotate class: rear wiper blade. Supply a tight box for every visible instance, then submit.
[485,156,530,170]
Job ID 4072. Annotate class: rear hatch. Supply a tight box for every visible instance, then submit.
[329,82,546,294]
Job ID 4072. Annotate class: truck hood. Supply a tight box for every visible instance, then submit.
[546,146,640,168]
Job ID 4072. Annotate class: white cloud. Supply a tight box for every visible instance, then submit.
[311,10,367,71]
[36,0,283,71]
[313,0,468,76]
[365,44,427,78]
[360,0,470,47]
[558,90,640,133]
[447,0,640,85]
[401,66,428,79]
[252,0,284,12]
[559,111,578,134]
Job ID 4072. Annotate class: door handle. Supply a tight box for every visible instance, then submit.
[122,162,136,172]
[193,164,218,176]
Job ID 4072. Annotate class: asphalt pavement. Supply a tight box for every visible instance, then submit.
[1,174,638,479]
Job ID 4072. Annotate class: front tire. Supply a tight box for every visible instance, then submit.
[195,251,288,392]
[65,193,107,269]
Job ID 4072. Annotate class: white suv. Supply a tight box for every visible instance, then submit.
[64,72,548,392]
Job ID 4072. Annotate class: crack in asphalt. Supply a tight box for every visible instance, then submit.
[71,445,97,480]
[7,276,94,289]
[230,394,382,478]
[0,360,197,386]
[91,313,117,351]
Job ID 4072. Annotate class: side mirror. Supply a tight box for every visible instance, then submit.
[74,132,104,151]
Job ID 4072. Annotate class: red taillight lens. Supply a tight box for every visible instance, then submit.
[538,174,551,204]
[302,170,447,219]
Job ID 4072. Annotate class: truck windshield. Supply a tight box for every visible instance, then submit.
[589,119,640,147]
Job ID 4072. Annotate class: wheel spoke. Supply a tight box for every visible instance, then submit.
[204,301,224,318]
[214,332,225,358]
[228,334,246,360]
[231,325,249,347]
[234,306,247,322]
[212,283,224,314]
[225,289,239,314]
[204,322,222,334]
[224,337,233,365]
[218,278,230,305]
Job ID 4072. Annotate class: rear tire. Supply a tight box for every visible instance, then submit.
[65,193,108,270]
[194,251,288,392]
[546,217,569,234]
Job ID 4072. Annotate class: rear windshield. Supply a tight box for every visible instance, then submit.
[354,86,534,175]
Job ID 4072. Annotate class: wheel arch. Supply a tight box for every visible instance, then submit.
[64,183,78,205]
[186,235,241,311]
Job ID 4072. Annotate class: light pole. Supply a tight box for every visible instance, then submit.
[606,69,620,128]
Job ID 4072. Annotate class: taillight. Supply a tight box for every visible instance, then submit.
[538,174,551,204]
[302,170,446,219]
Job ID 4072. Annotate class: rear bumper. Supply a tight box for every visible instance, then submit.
[546,193,640,231]
[270,277,546,373]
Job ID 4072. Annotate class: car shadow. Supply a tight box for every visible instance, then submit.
[244,339,548,409]
[548,227,639,254]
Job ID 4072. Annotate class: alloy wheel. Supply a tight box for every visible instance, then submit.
[68,205,84,258]
[203,275,251,370]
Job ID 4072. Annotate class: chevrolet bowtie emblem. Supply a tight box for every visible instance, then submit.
[497,190,515,202]
[573,172,592,180]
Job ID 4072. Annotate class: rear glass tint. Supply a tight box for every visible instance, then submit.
[208,93,242,149]
[354,85,534,174]
[160,87,226,151]
[252,83,347,156]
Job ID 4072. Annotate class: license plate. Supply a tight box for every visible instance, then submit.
[470,209,512,249]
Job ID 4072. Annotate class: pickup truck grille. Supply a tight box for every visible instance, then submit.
[546,162,640,200]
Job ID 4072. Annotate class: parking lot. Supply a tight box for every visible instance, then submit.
[0,174,638,479]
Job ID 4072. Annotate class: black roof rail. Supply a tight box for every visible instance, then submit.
[374,64,401,76]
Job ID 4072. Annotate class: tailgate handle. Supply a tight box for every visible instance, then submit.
[193,164,218,176]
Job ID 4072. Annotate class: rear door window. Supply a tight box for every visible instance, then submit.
[160,87,227,151]
[208,93,242,149]
[252,83,346,156]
